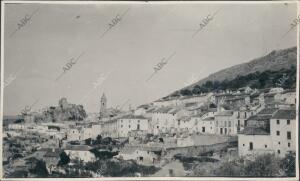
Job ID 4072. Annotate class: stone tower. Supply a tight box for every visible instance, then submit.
[99,93,107,119]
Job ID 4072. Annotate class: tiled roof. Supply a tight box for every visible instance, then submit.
[208,108,217,112]
[258,108,278,115]
[247,114,272,121]
[191,112,207,118]
[154,107,174,114]
[65,145,93,151]
[203,117,215,121]
[239,127,269,135]
[225,96,248,101]
[215,110,233,116]
[119,114,148,120]
[272,109,296,120]
[168,108,182,114]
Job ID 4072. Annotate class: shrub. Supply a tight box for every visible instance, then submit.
[58,151,70,166]
[280,151,296,177]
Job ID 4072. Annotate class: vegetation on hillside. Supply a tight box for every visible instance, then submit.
[168,65,296,97]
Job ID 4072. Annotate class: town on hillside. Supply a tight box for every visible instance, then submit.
[3,86,297,177]
[2,1,298,179]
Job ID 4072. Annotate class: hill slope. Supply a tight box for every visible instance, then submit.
[167,46,297,98]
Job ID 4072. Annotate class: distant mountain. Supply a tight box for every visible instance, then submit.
[166,46,297,98]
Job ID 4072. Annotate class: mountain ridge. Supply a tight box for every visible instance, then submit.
[166,46,297,98]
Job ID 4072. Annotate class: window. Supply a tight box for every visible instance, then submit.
[216,121,218,126]
[244,112,247,118]
[277,120,280,125]
[288,142,291,147]
[287,120,290,125]
[249,142,253,150]
[129,125,131,128]
[228,121,231,127]
[276,131,280,136]
[225,121,227,127]
[137,124,140,130]
[220,128,223,134]
[287,131,291,140]
[278,142,280,145]
[243,144,245,146]
[202,127,205,133]
[265,145,267,148]
[121,125,123,128]
[224,128,227,135]
[277,150,280,154]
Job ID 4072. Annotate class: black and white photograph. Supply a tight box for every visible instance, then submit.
[1,1,299,179]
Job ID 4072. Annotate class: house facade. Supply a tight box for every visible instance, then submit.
[270,109,296,157]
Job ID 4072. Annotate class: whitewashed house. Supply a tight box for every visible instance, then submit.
[238,127,273,157]
[215,110,238,135]
[197,117,215,134]
[116,115,149,138]
[270,109,296,157]
[101,119,118,138]
[150,107,177,135]
[64,145,96,163]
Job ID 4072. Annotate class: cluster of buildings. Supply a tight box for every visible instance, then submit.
[99,87,296,158]
[3,86,297,174]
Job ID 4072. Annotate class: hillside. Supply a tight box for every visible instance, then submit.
[166,46,297,98]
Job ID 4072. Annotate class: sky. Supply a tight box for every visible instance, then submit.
[3,2,298,115]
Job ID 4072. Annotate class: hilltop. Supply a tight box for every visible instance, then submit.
[165,46,297,98]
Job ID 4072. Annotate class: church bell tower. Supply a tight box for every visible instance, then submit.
[99,93,107,119]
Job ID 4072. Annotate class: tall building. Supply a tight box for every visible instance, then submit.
[99,93,107,119]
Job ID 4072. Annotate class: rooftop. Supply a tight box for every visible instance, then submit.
[119,114,148,120]
[203,117,215,121]
[247,114,273,121]
[215,110,233,116]
[272,109,296,120]
[258,108,278,115]
[65,145,93,151]
[239,127,269,135]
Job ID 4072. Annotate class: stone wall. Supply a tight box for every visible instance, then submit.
[164,138,237,158]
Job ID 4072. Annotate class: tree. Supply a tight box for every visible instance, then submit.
[85,138,92,145]
[244,154,280,176]
[58,152,70,166]
[280,151,296,177]
[32,160,49,177]
[216,161,243,176]
[192,85,202,95]
[96,135,102,141]
[90,149,118,160]
[180,89,193,96]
